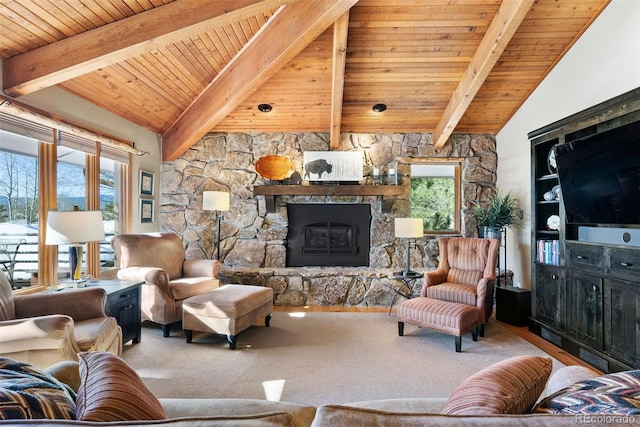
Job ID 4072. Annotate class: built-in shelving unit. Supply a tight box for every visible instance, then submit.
[253,184,405,212]
[528,88,640,372]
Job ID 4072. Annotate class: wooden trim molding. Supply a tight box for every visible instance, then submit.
[37,135,57,287]
[86,145,101,278]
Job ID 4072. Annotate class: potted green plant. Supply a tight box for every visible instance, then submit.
[473,190,520,240]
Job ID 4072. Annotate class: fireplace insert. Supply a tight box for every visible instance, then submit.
[287,204,370,267]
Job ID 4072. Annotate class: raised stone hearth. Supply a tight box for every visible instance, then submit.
[222,267,429,307]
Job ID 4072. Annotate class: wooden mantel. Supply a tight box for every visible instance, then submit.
[253,184,405,212]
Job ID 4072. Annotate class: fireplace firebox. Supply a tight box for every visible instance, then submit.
[286,204,370,267]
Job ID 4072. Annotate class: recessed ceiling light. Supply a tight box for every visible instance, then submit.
[258,103,272,112]
[372,103,387,113]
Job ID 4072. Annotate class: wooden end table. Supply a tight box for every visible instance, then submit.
[86,280,142,345]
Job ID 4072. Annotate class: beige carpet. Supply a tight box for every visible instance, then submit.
[121,311,564,407]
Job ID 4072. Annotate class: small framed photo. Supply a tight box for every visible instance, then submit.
[139,170,154,195]
[140,199,154,223]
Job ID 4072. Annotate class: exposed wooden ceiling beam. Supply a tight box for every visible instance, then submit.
[330,12,350,150]
[432,0,536,149]
[162,0,359,161]
[3,0,296,97]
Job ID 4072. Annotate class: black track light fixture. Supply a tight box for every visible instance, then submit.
[258,103,273,112]
[372,103,387,113]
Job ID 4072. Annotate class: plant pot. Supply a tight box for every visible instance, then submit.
[480,226,502,241]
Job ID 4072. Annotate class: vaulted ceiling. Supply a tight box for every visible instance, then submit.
[0,0,610,161]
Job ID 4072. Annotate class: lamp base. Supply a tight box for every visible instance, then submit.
[393,270,422,278]
[59,278,89,289]
[68,244,84,282]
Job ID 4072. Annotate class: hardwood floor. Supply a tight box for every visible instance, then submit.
[273,305,602,374]
[497,321,602,373]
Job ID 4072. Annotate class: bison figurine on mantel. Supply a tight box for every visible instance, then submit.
[303,151,363,183]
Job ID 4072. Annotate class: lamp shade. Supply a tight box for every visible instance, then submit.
[203,191,230,211]
[45,210,106,245]
[394,218,423,238]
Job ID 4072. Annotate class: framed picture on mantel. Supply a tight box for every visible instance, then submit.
[303,151,363,182]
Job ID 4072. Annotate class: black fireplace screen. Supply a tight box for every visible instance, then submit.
[303,222,356,255]
[287,204,370,267]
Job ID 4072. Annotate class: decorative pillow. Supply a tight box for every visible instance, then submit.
[0,357,76,420]
[534,370,640,415]
[76,351,167,421]
[441,355,553,415]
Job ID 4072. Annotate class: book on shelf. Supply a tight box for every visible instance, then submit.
[537,239,559,265]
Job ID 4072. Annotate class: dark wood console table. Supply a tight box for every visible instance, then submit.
[253,184,405,212]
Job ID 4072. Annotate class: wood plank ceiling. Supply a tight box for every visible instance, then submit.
[0,0,610,161]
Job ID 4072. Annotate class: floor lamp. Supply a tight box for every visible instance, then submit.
[45,210,105,287]
[394,217,424,277]
[203,191,230,260]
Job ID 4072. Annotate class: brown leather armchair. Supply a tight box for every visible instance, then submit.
[111,232,222,337]
[0,273,122,369]
[422,237,500,336]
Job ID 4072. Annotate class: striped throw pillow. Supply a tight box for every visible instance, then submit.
[76,351,167,421]
[441,355,553,415]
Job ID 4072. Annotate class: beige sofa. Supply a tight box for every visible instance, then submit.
[4,351,637,427]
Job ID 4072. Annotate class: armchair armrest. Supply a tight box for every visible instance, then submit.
[0,315,80,354]
[183,259,222,278]
[14,287,107,321]
[117,266,171,294]
[421,269,447,296]
[475,278,489,309]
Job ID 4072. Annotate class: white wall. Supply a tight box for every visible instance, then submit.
[0,64,162,233]
[496,0,640,289]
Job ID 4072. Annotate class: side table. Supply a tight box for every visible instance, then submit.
[496,286,531,327]
[87,280,142,344]
[384,272,424,316]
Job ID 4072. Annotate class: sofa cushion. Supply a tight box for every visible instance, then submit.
[441,355,553,415]
[311,404,576,427]
[534,370,640,415]
[76,351,167,421]
[543,365,601,397]
[0,357,76,419]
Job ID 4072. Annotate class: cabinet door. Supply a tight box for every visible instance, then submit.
[533,265,565,329]
[106,286,141,344]
[604,279,640,369]
[566,270,604,350]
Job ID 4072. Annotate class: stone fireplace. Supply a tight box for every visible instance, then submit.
[286,203,370,267]
[160,131,499,307]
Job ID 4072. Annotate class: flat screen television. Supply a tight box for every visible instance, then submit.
[555,120,640,226]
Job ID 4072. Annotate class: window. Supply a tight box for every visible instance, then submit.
[410,162,461,234]
[0,123,130,287]
[0,132,39,284]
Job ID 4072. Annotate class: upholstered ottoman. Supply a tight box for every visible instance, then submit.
[182,284,273,349]
[397,297,480,352]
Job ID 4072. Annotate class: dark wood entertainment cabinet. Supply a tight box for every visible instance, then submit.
[528,88,640,372]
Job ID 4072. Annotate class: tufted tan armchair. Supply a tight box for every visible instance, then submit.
[423,237,500,337]
[0,272,122,369]
[111,232,222,337]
